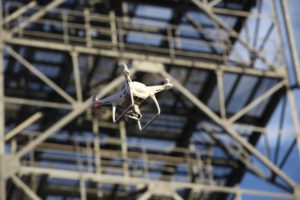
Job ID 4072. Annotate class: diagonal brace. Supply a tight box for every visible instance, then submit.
[6,46,76,104]
[11,174,41,200]
[229,80,286,123]
[160,70,296,189]
[14,68,137,160]
[5,112,43,141]
[10,0,66,35]
[2,1,37,25]
[191,0,276,70]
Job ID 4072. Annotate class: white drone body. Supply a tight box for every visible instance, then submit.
[92,64,173,131]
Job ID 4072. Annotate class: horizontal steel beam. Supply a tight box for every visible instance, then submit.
[34,142,237,168]
[4,97,73,110]
[4,37,285,79]
[19,166,294,199]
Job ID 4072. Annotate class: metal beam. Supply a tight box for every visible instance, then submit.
[6,47,76,104]
[120,121,129,179]
[19,166,294,199]
[5,112,43,141]
[4,97,73,110]
[173,192,184,200]
[15,68,137,160]
[209,0,223,7]
[93,119,102,175]
[216,71,226,119]
[2,1,37,25]
[138,190,152,200]
[191,0,276,70]
[30,140,238,169]
[228,80,286,123]
[287,89,300,154]
[0,1,6,197]
[11,175,41,200]
[280,0,300,86]
[9,0,66,35]
[71,51,83,102]
[160,70,296,188]
[80,177,87,200]
[4,37,284,78]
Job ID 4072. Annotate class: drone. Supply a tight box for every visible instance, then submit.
[92,64,173,131]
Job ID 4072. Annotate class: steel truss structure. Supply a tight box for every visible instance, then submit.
[0,0,300,199]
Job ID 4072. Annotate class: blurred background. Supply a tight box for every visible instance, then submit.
[0,0,300,199]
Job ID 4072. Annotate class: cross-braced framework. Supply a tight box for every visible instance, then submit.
[0,0,300,199]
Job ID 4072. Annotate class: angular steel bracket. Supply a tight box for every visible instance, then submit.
[2,154,20,179]
[294,186,300,200]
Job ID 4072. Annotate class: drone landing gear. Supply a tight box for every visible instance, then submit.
[112,73,135,123]
[138,95,161,132]
[112,95,160,132]
[112,103,133,123]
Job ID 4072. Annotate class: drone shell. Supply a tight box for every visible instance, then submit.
[130,82,150,100]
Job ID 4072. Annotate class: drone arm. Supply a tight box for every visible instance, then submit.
[140,94,160,132]
[93,90,124,107]
[148,82,173,95]
[148,85,165,95]
[112,104,116,123]
[152,95,161,115]
[122,64,132,82]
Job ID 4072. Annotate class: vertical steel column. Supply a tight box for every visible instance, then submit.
[110,11,118,50]
[287,90,300,154]
[75,136,87,200]
[93,119,101,174]
[93,119,103,198]
[84,8,92,47]
[120,121,129,179]
[280,0,300,86]
[62,10,69,44]
[6,47,76,104]
[234,191,241,200]
[142,147,149,179]
[167,26,175,59]
[191,0,276,70]
[0,0,6,198]
[216,70,226,119]
[71,51,83,102]
[80,177,87,200]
